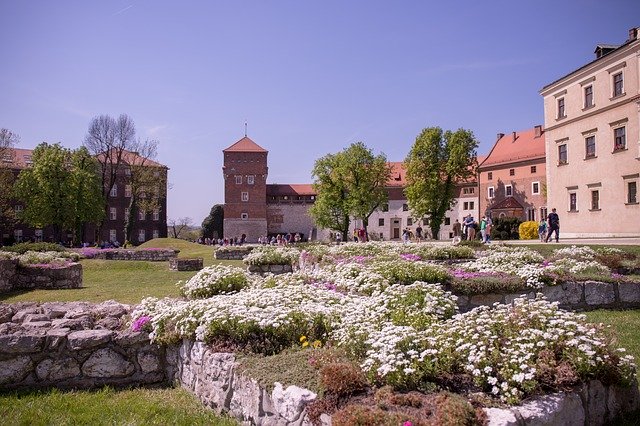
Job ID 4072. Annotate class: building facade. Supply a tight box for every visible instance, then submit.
[2,147,168,245]
[478,127,547,222]
[540,27,640,237]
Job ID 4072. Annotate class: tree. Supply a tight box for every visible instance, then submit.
[201,204,224,239]
[404,127,478,240]
[68,147,105,243]
[0,129,19,241]
[309,142,391,240]
[168,217,194,239]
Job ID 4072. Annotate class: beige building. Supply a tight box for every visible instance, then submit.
[540,27,640,237]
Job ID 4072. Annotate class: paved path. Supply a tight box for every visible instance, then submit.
[498,237,640,246]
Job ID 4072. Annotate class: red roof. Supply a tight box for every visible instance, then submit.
[480,127,545,168]
[488,196,524,210]
[6,148,166,169]
[223,136,268,153]
[267,184,315,196]
[95,149,166,168]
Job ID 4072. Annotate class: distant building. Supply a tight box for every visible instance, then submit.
[222,136,480,241]
[478,126,547,222]
[540,27,639,237]
[2,147,168,245]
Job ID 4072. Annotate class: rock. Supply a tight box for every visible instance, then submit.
[584,281,615,306]
[483,407,519,426]
[585,379,607,423]
[12,308,41,323]
[137,351,161,373]
[469,293,503,307]
[94,300,129,319]
[230,374,263,422]
[95,316,121,330]
[271,382,317,423]
[82,348,135,378]
[67,329,113,350]
[46,328,71,350]
[0,305,15,323]
[319,413,332,426]
[0,356,33,385]
[513,392,584,425]
[23,313,52,323]
[52,317,93,330]
[36,357,80,381]
[114,330,150,347]
[21,321,52,329]
[504,292,535,305]
[618,283,640,304]
[607,381,640,423]
[0,333,46,353]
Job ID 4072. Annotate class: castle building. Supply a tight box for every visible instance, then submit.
[478,126,547,222]
[540,27,640,237]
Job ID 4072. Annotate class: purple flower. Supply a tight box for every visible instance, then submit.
[131,316,152,332]
[400,253,421,262]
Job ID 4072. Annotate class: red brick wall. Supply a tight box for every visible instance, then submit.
[223,151,268,220]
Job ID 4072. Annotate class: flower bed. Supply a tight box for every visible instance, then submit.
[0,253,83,294]
[80,248,178,261]
[214,246,254,260]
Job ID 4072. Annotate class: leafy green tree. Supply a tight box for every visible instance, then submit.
[14,143,104,244]
[0,129,20,241]
[202,204,224,239]
[404,127,478,239]
[309,142,391,240]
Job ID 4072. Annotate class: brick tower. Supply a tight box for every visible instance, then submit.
[222,136,268,242]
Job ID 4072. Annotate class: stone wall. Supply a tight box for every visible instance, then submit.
[0,301,166,391]
[0,261,82,294]
[247,264,294,275]
[456,281,640,312]
[90,249,178,261]
[169,258,203,271]
[214,247,254,260]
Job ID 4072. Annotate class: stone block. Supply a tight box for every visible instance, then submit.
[0,305,15,323]
[584,281,616,306]
[46,328,71,350]
[504,292,535,305]
[82,348,135,378]
[36,357,81,381]
[0,356,33,385]
[0,333,46,354]
[138,351,161,373]
[68,329,113,350]
[469,293,503,307]
[607,382,640,423]
[586,379,607,424]
[12,308,41,323]
[618,283,640,304]
[483,407,520,426]
[114,330,150,347]
[513,392,584,425]
[23,313,52,323]
[271,382,317,423]
[230,374,263,422]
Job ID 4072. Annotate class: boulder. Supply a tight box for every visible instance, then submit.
[67,329,113,350]
[36,357,81,381]
[0,333,46,354]
[82,348,135,378]
[271,382,317,423]
[0,356,33,385]
[513,392,584,425]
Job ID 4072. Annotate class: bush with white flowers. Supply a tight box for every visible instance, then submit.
[243,246,301,266]
[179,265,251,299]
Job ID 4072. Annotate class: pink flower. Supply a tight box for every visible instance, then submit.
[403,421,413,426]
[131,315,152,332]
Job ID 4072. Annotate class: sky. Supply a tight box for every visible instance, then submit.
[1,0,639,224]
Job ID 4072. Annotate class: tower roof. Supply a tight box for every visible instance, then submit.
[223,136,268,153]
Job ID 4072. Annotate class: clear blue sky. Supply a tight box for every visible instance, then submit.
[1,1,638,224]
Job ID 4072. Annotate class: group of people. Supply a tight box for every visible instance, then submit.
[538,208,560,243]
[352,228,368,242]
[258,233,302,245]
[202,234,248,246]
[454,214,492,244]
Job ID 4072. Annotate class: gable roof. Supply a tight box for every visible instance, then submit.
[479,127,545,168]
[488,196,524,211]
[267,184,315,196]
[6,148,166,169]
[95,148,167,168]
[223,136,268,153]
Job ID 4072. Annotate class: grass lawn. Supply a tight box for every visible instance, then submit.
[0,239,244,304]
[0,386,237,426]
[585,309,640,368]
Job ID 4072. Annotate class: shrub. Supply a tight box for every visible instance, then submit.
[449,271,526,295]
[371,261,451,285]
[332,405,406,426]
[2,242,67,254]
[490,217,521,240]
[243,246,300,266]
[319,362,368,397]
[179,265,249,299]
[518,221,538,240]
[15,250,80,266]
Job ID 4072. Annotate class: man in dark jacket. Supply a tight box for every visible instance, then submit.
[546,208,560,243]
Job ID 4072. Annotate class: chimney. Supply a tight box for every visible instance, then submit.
[512,131,517,142]
[534,125,543,138]
[630,27,638,41]
[497,133,505,141]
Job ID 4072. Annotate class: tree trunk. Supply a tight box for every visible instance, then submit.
[124,197,136,245]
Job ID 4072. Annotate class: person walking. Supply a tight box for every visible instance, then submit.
[452,219,462,243]
[538,219,547,242]
[480,216,488,243]
[546,208,560,243]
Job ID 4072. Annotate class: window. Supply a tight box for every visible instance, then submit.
[487,172,492,180]
[402,203,408,212]
[444,217,451,226]
[584,85,593,108]
[235,175,242,184]
[139,210,146,220]
[14,229,23,243]
[382,204,389,212]
[138,229,146,243]
[531,166,537,174]
[241,192,249,201]
[125,185,132,197]
[540,207,548,220]
[569,193,577,212]
[558,144,568,164]
[591,190,600,210]
[585,136,596,158]
[557,97,565,119]
[463,187,475,194]
[509,168,515,176]
[153,210,159,221]
[488,187,494,199]
[153,230,159,239]
[505,185,513,197]
[407,218,413,226]
[532,182,540,195]
[241,213,249,220]
[614,127,626,151]
[378,218,384,226]
[469,201,474,210]
[110,185,117,197]
[109,229,117,242]
[613,72,624,97]
[110,207,117,220]
[34,229,43,242]
[463,202,469,210]
[628,181,638,204]
[527,208,535,221]
[14,205,23,214]
[247,175,255,185]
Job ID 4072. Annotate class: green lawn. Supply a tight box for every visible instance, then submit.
[0,386,237,426]
[585,309,640,368]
